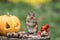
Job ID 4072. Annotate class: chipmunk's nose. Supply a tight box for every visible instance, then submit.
[31,16,33,19]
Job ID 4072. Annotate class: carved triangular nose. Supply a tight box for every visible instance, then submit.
[6,23,10,29]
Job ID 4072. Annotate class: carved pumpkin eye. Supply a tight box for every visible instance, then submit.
[15,23,18,27]
[6,23,10,29]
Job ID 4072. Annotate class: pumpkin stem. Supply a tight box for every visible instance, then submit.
[6,12,10,16]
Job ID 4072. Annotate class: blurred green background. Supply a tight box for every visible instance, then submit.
[0,0,60,40]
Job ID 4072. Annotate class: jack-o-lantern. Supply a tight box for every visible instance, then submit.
[0,14,21,36]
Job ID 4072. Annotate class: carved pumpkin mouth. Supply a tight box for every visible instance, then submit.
[6,22,19,29]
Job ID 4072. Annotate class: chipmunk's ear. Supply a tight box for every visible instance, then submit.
[28,11,35,16]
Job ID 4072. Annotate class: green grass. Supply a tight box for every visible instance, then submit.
[0,2,60,40]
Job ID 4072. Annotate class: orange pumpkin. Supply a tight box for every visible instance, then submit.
[0,14,21,36]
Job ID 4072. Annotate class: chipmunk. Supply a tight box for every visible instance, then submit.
[26,12,38,34]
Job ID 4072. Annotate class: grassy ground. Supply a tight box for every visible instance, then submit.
[0,2,60,40]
